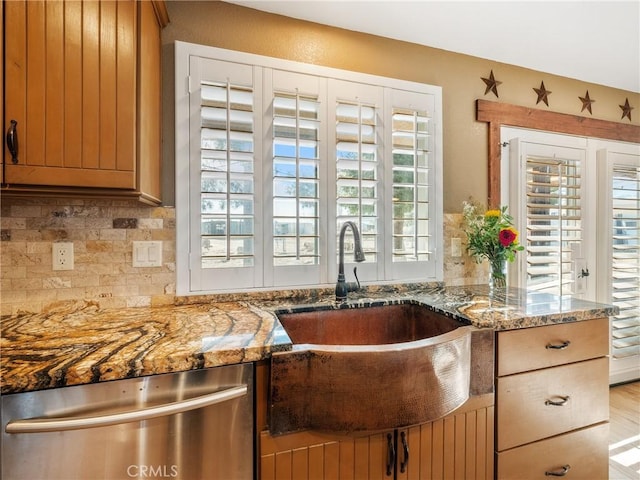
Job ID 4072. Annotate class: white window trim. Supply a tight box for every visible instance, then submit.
[175,41,443,296]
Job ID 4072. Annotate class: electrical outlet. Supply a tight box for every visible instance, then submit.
[53,242,74,271]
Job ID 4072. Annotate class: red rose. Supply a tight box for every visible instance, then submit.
[499,228,517,247]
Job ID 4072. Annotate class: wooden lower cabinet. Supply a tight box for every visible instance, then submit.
[496,422,609,480]
[496,356,609,451]
[259,395,494,480]
[495,318,610,479]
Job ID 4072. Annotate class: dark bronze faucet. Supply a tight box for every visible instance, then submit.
[335,221,366,302]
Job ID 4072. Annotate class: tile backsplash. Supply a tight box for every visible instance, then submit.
[1,198,485,316]
[1,198,176,316]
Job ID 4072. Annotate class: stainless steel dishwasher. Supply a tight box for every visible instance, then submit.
[1,363,254,480]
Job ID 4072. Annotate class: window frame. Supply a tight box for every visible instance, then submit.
[503,129,592,296]
[175,41,442,296]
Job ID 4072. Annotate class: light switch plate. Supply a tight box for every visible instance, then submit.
[133,241,162,268]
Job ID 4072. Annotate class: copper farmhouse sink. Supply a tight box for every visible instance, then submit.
[269,303,478,435]
[277,303,465,346]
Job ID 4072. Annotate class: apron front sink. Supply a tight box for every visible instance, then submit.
[269,303,474,435]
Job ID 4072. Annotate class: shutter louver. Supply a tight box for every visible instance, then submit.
[336,101,379,262]
[610,164,640,360]
[200,81,255,269]
[525,156,582,294]
[272,92,321,266]
[391,108,431,262]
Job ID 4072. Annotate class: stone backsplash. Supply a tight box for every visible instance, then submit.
[0,198,485,315]
[1,198,176,316]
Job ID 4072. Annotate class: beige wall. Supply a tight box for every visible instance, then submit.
[161,1,639,212]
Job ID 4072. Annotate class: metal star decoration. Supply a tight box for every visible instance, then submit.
[481,70,502,98]
[579,90,595,114]
[533,81,552,106]
[619,98,634,121]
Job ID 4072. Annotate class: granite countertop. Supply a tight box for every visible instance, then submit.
[0,284,618,395]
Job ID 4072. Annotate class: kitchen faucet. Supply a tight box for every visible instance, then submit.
[336,221,366,302]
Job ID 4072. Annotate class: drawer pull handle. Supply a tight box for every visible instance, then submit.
[545,395,570,406]
[545,464,571,476]
[546,340,571,350]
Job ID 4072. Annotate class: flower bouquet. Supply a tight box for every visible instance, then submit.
[462,201,524,290]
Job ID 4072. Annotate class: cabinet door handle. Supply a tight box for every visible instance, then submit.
[545,464,571,476]
[386,433,395,477]
[400,431,409,473]
[546,340,570,350]
[545,395,570,406]
[6,120,18,164]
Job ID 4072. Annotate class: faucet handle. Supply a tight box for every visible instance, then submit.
[353,267,360,290]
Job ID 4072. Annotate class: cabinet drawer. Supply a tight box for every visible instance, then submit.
[497,318,608,376]
[496,357,609,451]
[496,422,609,480]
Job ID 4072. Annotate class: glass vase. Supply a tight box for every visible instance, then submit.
[489,256,506,293]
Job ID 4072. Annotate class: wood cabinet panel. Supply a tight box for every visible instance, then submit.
[4,0,136,188]
[137,0,163,202]
[2,0,166,204]
[496,422,609,480]
[496,317,609,376]
[64,1,82,169]
[496,356,609,451]
[399,410,494,480]
[259,395,494,480]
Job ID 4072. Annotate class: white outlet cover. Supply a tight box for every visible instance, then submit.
[53,242,74,271]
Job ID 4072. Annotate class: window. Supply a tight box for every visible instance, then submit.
[335,99,379,263]
[505,132,589,296]
[504,127,640,383]
[597,145,640,384]
[175,42,442,295]
[200,80,256,270]
[271,91,321,268]
[391,106,432,263]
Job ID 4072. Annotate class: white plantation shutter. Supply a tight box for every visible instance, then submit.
[272,93,321,266]
[610,164,640,358]
[506,134,589,295]
[385,88,440,281]
[176,44,442,294]
[328,80,384,282]
[267,70,325,286]
[525,155,582,294]
[186,56,263,292]
[335,101,379,259]
[597,146,640,383]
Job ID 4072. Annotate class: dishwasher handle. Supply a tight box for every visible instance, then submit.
[6,384,247,434]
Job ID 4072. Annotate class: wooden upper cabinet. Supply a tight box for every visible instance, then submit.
[2,0,168,204]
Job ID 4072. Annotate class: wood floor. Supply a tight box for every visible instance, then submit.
[609,381,640,480]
